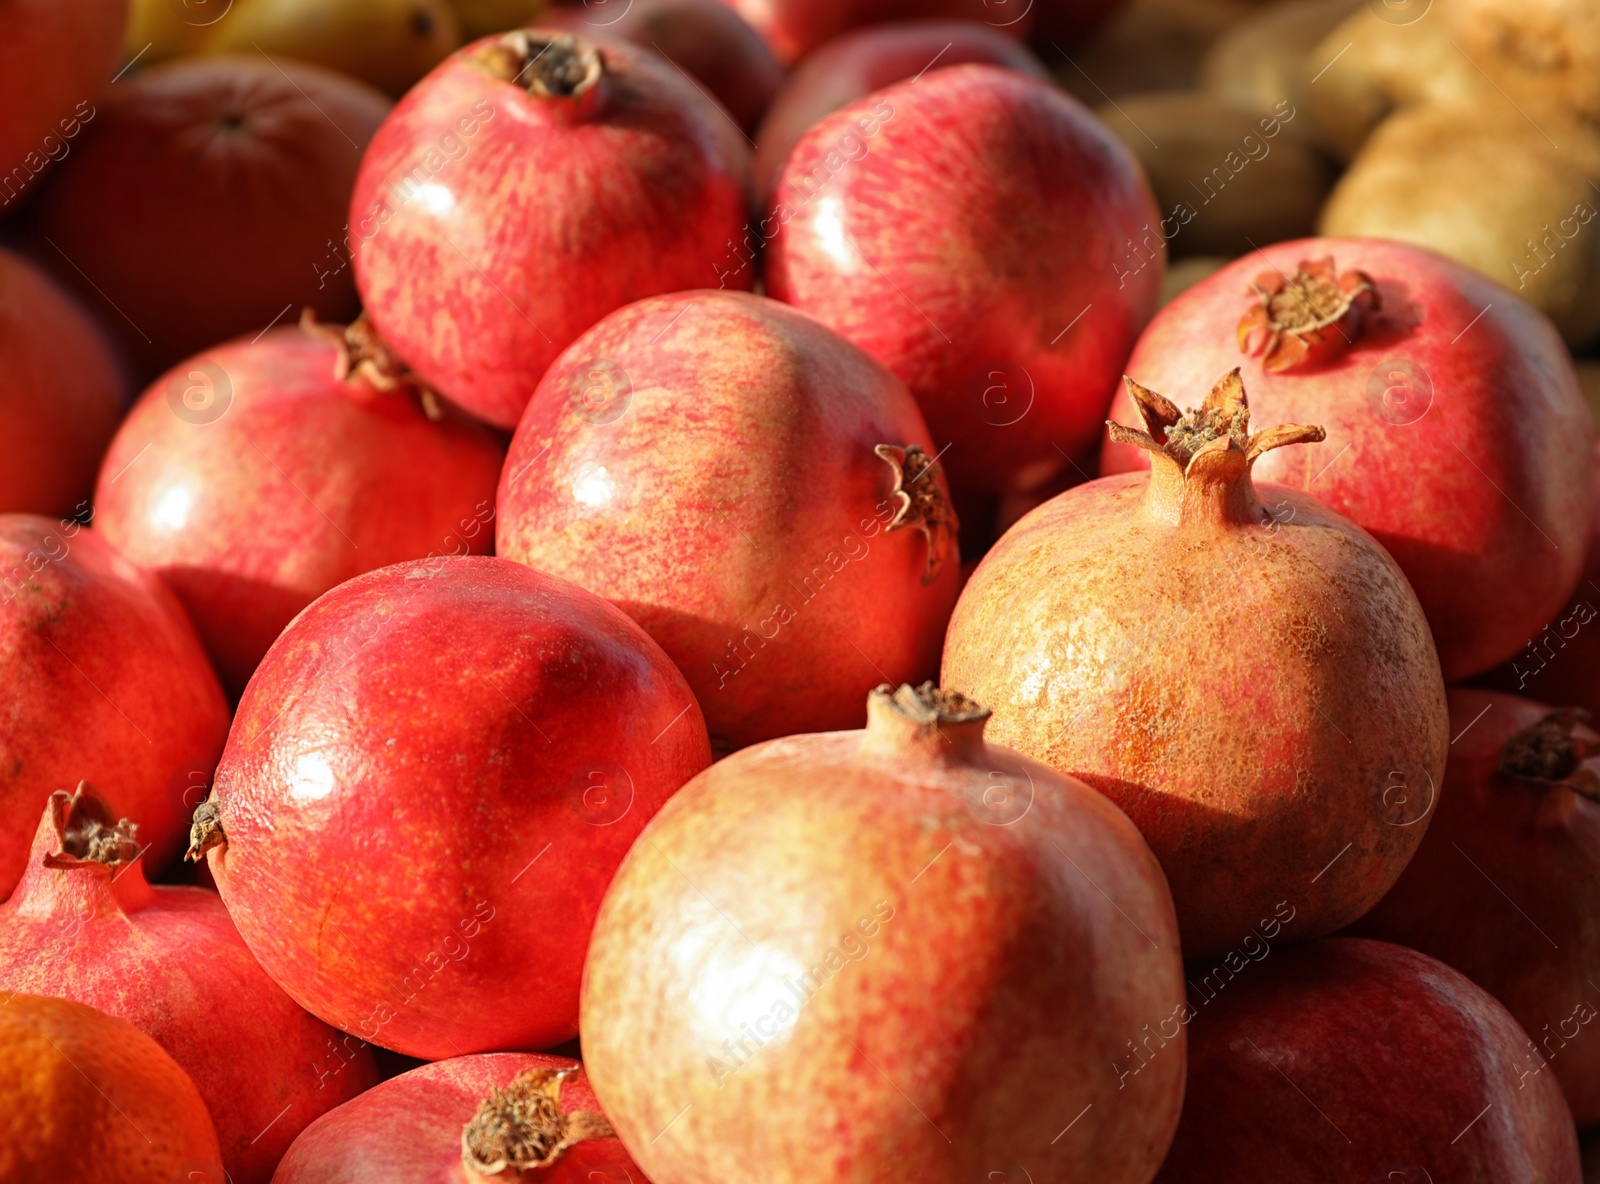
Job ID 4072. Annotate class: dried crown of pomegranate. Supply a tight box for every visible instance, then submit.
[40,783,142,872]
[1498,707,1600,802]
[875,444,960,584]
[460,1067,615,1178]
[1236,257,1379,372]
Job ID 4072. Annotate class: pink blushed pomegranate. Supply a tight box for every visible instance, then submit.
[0,514,230,899]
[0,787,377,1184]
[1349,689,1600,1126]
[273,1053,641,1183]
[1155,939,1580,1182]
[94,316,505,695]
[712,0,1034,63]
[581,683,1187,1184]
[943,371,1449,956]
[350,28,753,429]
[1102,238,1596,681]
[496,290,961,753]
[192,556,711,1058]
[765,64,1162,496]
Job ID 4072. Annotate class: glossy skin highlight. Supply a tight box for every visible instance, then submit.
[1155,939,1580,1183]
[0,792,377,1184]
[712,0,1033,63]
[1101,237,1596,681]
[581,689,1187,1184]
[0,515,230,900]
[203,557,712,1058]
[350,30,754,429]
[496,290,961,752]
[273,1053,641,1183]
[766,65,1163,496]
[94,323,505,695]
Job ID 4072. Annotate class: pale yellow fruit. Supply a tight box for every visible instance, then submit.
[1450,0,1600,123]
[124,0,219,62]
[1054,0,1257,102]
[1200,0,1359,122]
[202,0,461,97]
[450,0,546,41]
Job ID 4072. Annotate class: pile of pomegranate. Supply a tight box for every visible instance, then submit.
[2,0,1597,1181]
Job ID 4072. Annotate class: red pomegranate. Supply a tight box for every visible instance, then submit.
[0,514,230,899]
[1156,939,1580,1182]
[764,64,1162,496]
[1101,239,1596,682]
[274,1052,640,1182]
[350,28,753,430]
[0,0,124,197]
[712,0,1033,63]
[581,683,1187,1184]
[496,290,961,752]
[29,57,390,378]
[0,246,125,517]
[943,370,1450,956]
[0,786,377,1184]
[751,20,1048,201]
[1348,689,1600,1126]
[546,0,783,133]
[93,315,505,695]
[192,556,711,1058]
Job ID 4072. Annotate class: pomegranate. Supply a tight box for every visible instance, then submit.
[274,1052,640,1182]
[29,57,391,378]
[349,28,753,430]
[94,315,505,696]
[191,556,711,1058]
[751,20,1049,201]
[581,683,1187,1184]
[1348,689,1600,1125]
[711,0,1034,63]
[1155,938,1580,1182]
[1101,238,1596,681]
[764,65,1162,496]
[0,245,125,517]
[0,0,124,200]
[943,370,1450,956]
[495,290,961,753]
[546,0,783,133]
[0,514,230,900]
[0,785,378,1184]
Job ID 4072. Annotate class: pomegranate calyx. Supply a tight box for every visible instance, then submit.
[1236,257,1378,373]
[876,681,991,727]
[300,309,445,420]
[475,30,603,100]
[40,783,142,871]
[875,443,959,584]
[1498,708,1600,802]
[865,682,991,762]
[184,800,227,862]
[1108,370,1325,474]
[460,1068,615,1177]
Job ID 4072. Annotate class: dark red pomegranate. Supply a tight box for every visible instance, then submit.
[751,20,1048,201]
[0,786,377,1184]
[0,245,125,518]
[0,514,230,900]
[29,57,391,379]
[1156,939,1580,1182]
[713,0,1034,63]
[274,1052,640,1183]
[582,683,1187,1183]
[496,290,961,753]
[765,64,1162,496]
[943,371,1449,956]
[1101,238,1596,682]
[546,0,783,133]
[93,315,505,695]
[350,28,753,430]
[191,556,711,1058]
[1349,689,1600,1126]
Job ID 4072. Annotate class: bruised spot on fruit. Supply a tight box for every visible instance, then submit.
[1499,708,1600,801]
[460,1067,615,1176]
[1236,257,1378,372]
[875,443,959,584]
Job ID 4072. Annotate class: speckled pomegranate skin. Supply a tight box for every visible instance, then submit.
[1349,689,1600,1126]
[943,447,1449,956]
[349,30,753,430]
[496,291,961,753]
[0,516,230,899]
[0,793,376,1184]
[94,324,505,696]
[581,689,1187,1184]
[205,556,710,1058]
[273,1053,640,1184]
[765,64,1162,496]
[714,0,1032,63]
[1155,939,1580,1183]
[1101,238,1595,681]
